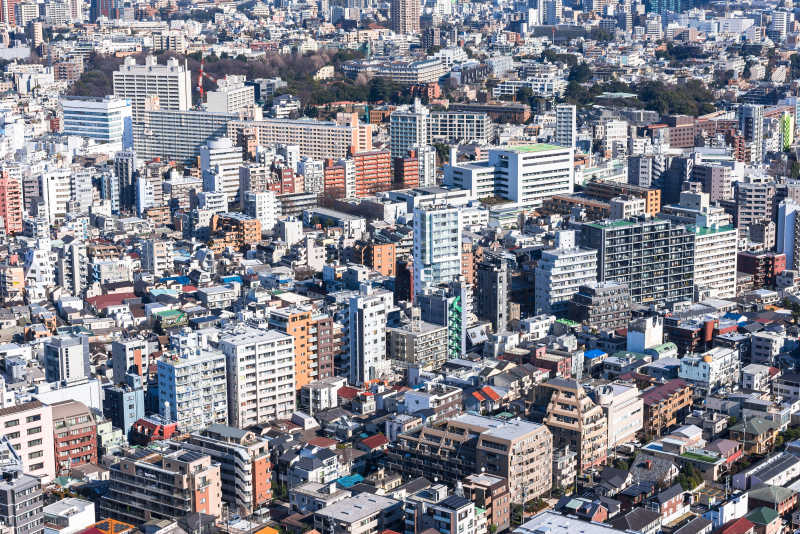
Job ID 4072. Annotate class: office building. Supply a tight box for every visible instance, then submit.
[555,104,576,149]
[175,425,271,516]
[60,97,133,150]
[348,285,394,386]
[0,401,56,483]
[156,347,228,432]
[386,414,552,502]
[535,230,597,316]
[220,326,295,428]
[413,205,462,294]
[90,0,117,20]
[51,400,97,477]
[539,378,608,473]
[43,334,89,386]
[201,137,244,205]
[580,217,694,306]
[100,447,222,525]
[113,56,192,122]
[628,156,653,188]
[568,281,631,331]
[0,468,43,534]
[445,144,574,209]
[390,0,420,34]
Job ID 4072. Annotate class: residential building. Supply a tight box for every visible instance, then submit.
[535,230,597,316]
[111,338,148,385]
[386,414,553,503]
[347,286,394,385]
[156,347,228,432]
[243,191,279,235]
[390,101,430,161]
[476,256,510,333]
[580,217,694,306]
[99,447,222,525]
[43,335,89,386]
[555,104,577,149]
[390,0,420,34]
[300,377,347,416]
[141,239,173,278]
[462,473,510,534]
[0,401,56,483]
[569,281,631,331]
[313,493,403,534]
[51,400,97,477]
[0,174,23,235]
[220,326,295,428]
[539,378,608,473]
[413,205,462,295]
[208,212,261,253]
[690,217,738,300]
[228,118,362,161]
[205,76,255,114]
[43,498,94,534]
[113,56,192,122]
[201,137,244,205]
[175,424,271,516]
[641,379,693,439]
[678,347,740,396]
[136,109,235,163]
[387,320,448,371]
[102,374,144,437]
[590,382,643,448]
[0,467,44,534]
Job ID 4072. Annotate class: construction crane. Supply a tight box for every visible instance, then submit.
[196,58,218,100]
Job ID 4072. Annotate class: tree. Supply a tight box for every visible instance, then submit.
[676,464,703,490]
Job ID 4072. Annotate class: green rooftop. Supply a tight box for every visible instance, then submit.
[556,318,579,326]
[746,507,779,525]
[585,219,636,230]
[680,451,719,463]
[508,143,564,153]
[687,225,735,236]
[155,309,184,318]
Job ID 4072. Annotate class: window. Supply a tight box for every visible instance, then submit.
[5,432,20,439]
[27,427,41,436]
[4,420,18,428]
[26,415,40,423]
[28,451,42,459]
[30,463,43,471]
[27,439,42,447]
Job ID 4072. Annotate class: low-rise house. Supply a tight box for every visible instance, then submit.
[609,508,661,534]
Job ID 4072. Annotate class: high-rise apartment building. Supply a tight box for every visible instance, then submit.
[111,338,148,385]
[417,283,470,360]
[43,334,89,386]
[54,239,89,297]
[390,0,420,34]
[390,101,430,161]
[156,347,228,432]
[0,467,44,534]
[228,118,362,161]
[778,199,800,270]
[205,76,255,114]
[220,326,295,428]
[100,447,222,525]
[60,97,133,150]
[535,230,597,316]
[113,56,192,122]
[353,150,392,197]
[244,191,279,235]
[476,257,510,333]
[141,239,173,278]
[114,150,137,213]
[738,104,764,163]
[690,216,738,300]
[413,205,463,294]
[201,137,244,205]
[580,217,694,305]
[137,110,235,164]
[0,173,22,235]
[735,179,775,230]
[555,104,576,149]
[51,400,97,477]
[348,285,394,386]
[568,281,631,331]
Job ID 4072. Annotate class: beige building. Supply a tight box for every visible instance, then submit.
[539,378,608,473]
[589,382,643,449]
[0,401,55,483]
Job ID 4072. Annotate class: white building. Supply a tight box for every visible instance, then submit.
[691,214,738,300]
[205,75,255,114]
[348,285,394,386]
[777,199,800,270]
[244,191,279,235]
[390,100,430,160]
[592,383,643,448]
[445,144,574,209]
[201,137,244,205]
[750,331,783,365]
[157,346,228,432]
[298,157,325,194]
[60,96,133,151]
[678,347,740,395]
[112,55,192,122]
[142,239,173,277]
[413,205,462,294]
[44,498,95,534]
[220,326,295,428]
[535,230,597,315]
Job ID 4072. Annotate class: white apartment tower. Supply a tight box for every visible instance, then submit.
[348,286,394,386]
[142,239,174,278]
[205,75,255,114]
[691,214,738,300]
[534,230,597,315]
[201,137,244,205]
[220,326,295,428]
[555,104,576,149]
[113,55,192,122]
[390,100,430,160]
[244,191,279,235]
[413,204,463,294]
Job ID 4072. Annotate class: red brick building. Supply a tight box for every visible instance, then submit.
[353,150,392,197]
[52,400,97,476]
